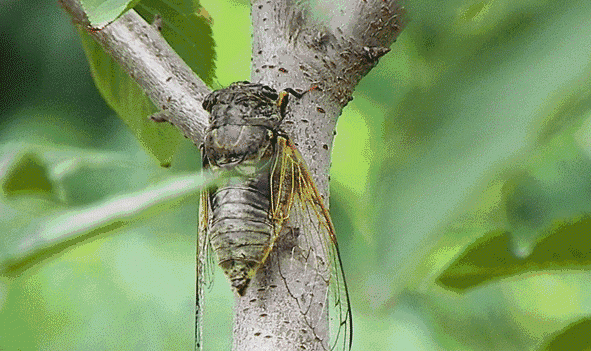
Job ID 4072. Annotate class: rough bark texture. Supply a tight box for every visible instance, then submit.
[251,0,405,193]
[59,0,405,349]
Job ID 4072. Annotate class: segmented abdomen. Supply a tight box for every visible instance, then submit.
[208,169,274,295]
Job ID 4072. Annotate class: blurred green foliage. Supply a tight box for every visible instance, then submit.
[1,0,591,350]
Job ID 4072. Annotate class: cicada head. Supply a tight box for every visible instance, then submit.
[202,81,284,129]
[202,82,286,169]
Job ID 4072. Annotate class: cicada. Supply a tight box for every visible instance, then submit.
[197,81,352,350]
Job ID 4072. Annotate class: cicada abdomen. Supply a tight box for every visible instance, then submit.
[200,81,286,295]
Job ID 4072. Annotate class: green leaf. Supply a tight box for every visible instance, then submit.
[0,173,206,277]
[77,29,178,167]
[51,149,156,206]
[76,0,215,166]
[81,0,143,29]
[1,151,54,197]
[135,0,216,86]
[436,216,591,291]
[434,120,591,292]
[539,318,591,351]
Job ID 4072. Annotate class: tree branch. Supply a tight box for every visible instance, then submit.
[59,0,211,145]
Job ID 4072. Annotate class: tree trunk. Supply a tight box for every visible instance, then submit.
[235,1,404,349]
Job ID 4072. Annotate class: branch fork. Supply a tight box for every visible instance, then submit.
[58,0,405,349]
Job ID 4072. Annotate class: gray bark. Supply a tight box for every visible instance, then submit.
[59,0,405,349]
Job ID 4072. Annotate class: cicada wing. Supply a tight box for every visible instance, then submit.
[198,188,216,289]
[197,184,216,351]
[270,136,353,351]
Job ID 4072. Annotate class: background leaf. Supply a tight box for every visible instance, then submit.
[539,317,591,351]
[81,0,142,28]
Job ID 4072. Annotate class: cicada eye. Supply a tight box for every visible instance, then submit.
[260,85,279,101]
[202,94,216,112]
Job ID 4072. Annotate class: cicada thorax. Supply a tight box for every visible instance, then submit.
[202,82,286,296]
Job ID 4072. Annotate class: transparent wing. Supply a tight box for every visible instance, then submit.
[196,185,216,351]
[270,135,353,351]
